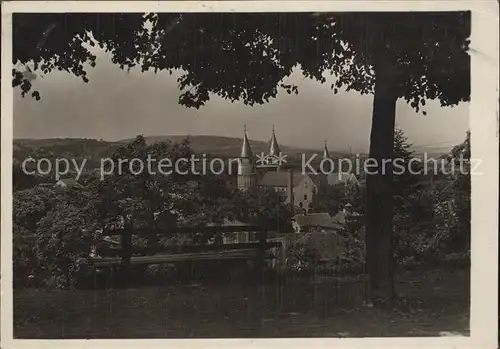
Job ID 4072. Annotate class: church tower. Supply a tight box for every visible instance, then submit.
[323,140,330,159]
[269,126,281,158]
[266,126,284,171]
[237,126,256,192]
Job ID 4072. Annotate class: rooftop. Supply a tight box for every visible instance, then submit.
[327,173,359,186]
[293,211,346,230]
[56,178,80,188]
[259,171,308,188]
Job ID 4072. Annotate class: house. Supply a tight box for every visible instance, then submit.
[332,210,348,224]
[284,212,346,266]
[327,172,360,187]
[208,219,258,244]
[38,182,54,188]
[342,203,362,218]
[54,178,83,189]
[259,170,318,212]
[177,217,259,245]
[291,212,345,234]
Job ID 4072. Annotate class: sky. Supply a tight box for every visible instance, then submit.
[14,49,469,153]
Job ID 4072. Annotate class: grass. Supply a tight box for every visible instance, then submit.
[14,267,469,338]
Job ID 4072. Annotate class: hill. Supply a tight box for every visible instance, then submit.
[13,138,120,168]
[14,136,450,174]
[411,145,452,159]
[118,135,341,160]
[13,135,349,169]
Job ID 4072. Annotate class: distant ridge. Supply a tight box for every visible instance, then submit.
[13,136,452,160]
[411,145,453,158]
[13,135,351,166]
[117,134,347,159]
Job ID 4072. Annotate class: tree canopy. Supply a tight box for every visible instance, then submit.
[13,12,470,111]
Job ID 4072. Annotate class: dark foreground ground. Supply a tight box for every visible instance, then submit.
[14,267,469,338]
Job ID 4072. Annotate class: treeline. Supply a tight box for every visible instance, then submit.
[13,136,293,289]
[12,131,471,289]
[286,130,471,274]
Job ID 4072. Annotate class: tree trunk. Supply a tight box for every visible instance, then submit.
[365,57,398,302]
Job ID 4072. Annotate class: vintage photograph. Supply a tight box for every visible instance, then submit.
[1,3,497,346]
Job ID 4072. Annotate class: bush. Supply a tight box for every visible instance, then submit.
[282,228,365,275]
[13,225,40,288]
[145,263,178,278]
[13,186,99,289]
[29,208,98,289]
[336,226,365,273]
[282,233,321,272]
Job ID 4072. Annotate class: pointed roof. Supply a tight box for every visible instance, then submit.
[327,173,359,186]
[259,171,316,188]
[55,178,82,189]
[268,126,281,156]
[240,126,253,158]
[323,140,330,159]
[292,213,346,235]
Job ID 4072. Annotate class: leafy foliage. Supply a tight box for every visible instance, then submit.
[392,128,433,257]
[12,161,37,190]
[283,227,364,275]
[12,135,295,288]
[311,184,345,215]
[34,205,98,288]
[14,12,470,113]
[229,186,293,230]
[288,130,471,272]
[283,234,323,273]
[13,13,146,98]
[13,185,98,288]
[392,128,421,202]
[392,131,471,264]
[444,131,471,251]
[13,187,59,284]
[92,135,191,230]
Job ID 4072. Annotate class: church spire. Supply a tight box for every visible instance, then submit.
[269,125,281,157]
[240,125,252,158]
[238,125,256,192]
[323,140,330,159]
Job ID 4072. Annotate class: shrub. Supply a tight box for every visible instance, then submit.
[145,263,178,278]
[336,226,365,273]
[31,207,99,289]
[13,224,40,288]
[282,227,365,275]
[282,233,321,272]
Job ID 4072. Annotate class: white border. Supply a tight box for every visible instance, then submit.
[1,1,498,349]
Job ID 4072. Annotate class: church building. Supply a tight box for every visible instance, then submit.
[237,126,318,213]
